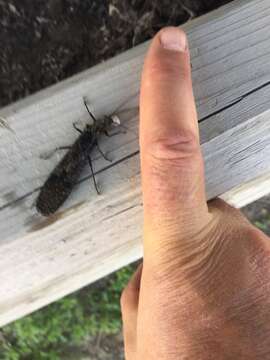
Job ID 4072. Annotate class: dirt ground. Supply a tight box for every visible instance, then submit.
[1,0,269,359]
[0,0,232,108]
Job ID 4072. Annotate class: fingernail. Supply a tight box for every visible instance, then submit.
[160,27,187,52]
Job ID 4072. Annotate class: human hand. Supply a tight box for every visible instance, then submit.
[121,27,270,359]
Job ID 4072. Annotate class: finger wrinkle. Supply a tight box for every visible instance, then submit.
[143,131,200,161]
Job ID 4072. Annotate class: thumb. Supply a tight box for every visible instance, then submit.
[140,27,212,262]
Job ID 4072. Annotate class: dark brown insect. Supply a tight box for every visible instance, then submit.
[36,98,122,216]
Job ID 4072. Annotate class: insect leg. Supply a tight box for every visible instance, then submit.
[87,155,100,195]
[83,98,98,124]
[56,146,72,151]
[73,123,83,134]
[95,140,112,162]
[103,129,125,137]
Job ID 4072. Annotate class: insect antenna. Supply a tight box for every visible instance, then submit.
[108,90,140,118]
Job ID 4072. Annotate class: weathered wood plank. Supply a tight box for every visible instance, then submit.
[0,0,270,326]
[222,172,270,207]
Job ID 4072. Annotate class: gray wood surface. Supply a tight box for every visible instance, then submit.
[0,0,270,326]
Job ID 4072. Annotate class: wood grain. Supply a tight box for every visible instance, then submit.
[0,0,270,326]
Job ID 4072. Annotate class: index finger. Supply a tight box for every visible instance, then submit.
[140,27,210,255]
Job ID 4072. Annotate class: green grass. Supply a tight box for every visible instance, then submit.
[255,217,270,234]
[0,266,134,360]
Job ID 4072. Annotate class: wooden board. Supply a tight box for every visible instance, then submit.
[0,0,270,326]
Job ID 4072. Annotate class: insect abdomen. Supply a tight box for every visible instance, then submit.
[36,130,95,216]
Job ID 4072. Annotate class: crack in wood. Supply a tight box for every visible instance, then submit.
[0,189,38,212]
[199,79,270,123]
[0,150,140,213]
[102,203,142,222]
[78,150,140,184]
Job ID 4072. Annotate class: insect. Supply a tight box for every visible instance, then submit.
[36,98,125,216]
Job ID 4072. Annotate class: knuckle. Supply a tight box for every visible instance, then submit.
[147,131,201,170]
[143,132,203,200]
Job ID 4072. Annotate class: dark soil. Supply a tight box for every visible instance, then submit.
[0,0,231,108]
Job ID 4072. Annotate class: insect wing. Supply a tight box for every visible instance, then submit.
[36,173,74,216]
[36,131,95,216]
